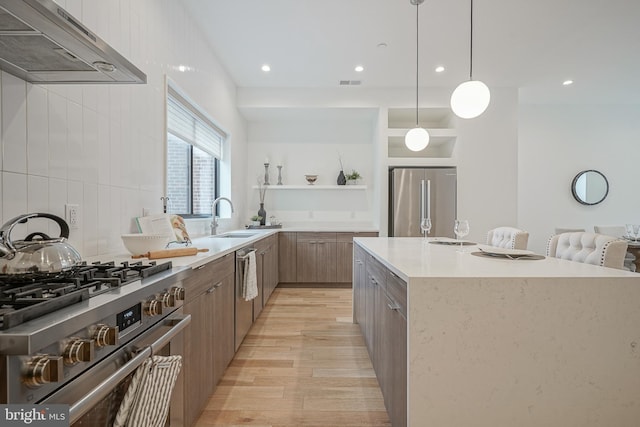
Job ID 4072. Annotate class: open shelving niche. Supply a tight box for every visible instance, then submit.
[387,107,457,159]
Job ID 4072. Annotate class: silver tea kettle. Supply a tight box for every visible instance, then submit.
[0,213,82,281]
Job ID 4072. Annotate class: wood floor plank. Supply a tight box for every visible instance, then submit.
[195,287,390,426]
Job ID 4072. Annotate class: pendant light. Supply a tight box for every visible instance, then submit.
[450,0,490,119]
[405,0,429,152]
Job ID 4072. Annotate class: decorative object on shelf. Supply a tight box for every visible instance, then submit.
[257,178,268,225]
[450,0,491,119]
[346,170,362,185]
[277,165,283,185]
[305,174,318,185]
[263,163,270,185]
[337,155,346,185]
[405,0,430,152]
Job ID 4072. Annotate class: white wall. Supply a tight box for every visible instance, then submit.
[239,87,520,242]
[518,104,640,253]
[0,0,246,256]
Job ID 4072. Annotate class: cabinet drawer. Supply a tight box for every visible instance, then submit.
[297,232,336,243]
[386,270,407,318]
[184,253,234,301]
[366,254,386,291]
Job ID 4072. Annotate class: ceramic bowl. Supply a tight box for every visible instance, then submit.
[121,234,172,255]
[305,174,318,185]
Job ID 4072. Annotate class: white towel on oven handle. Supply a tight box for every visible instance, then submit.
[113,354,182,427]
[243,250,258,301]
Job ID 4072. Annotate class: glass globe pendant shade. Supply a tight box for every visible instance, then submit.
[404,127,430,152]
[450,80,491,119]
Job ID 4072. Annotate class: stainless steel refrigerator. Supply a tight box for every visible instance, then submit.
[389,167,457,237]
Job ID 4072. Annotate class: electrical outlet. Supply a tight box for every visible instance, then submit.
[65,204,80,230]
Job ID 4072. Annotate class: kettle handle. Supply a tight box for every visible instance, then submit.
[0,213,70,255]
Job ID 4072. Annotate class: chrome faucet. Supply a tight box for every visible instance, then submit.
[211,197,235,235]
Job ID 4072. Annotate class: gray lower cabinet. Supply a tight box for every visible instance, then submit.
[354,243,407,427]
[183,253,235,427]
[255,234,279,320]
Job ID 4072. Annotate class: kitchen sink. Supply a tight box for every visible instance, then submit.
[210,232,258,239]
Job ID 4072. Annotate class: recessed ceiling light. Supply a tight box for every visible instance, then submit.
[563,79,573,86]
[355,65,364,73]
[261,64,271,72]
[435,66,445,73]
[377,42,388,49]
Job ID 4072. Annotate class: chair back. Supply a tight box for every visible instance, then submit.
[486,227,529,250]
[546,232,628,270]
[593,225,625,238]
[554,227,585,234]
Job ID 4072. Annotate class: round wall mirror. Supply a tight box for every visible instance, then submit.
[571,170,609,205]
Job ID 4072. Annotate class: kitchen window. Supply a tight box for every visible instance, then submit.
[166,85,225,217]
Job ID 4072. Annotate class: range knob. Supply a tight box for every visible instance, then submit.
[144,299,162,316]
[23,355,63,387]
[159,292,175,308]
[170,286,185,301]
[93,325,119,347]
[64,339,95,365]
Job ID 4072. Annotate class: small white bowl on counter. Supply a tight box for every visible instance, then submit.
[121,234,172,255]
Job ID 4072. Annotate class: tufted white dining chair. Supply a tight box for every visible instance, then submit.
[546,232,628,270]
[486,227,529,250]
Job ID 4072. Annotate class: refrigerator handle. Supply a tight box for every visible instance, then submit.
[427,179,431,219]
[420,180,426,220]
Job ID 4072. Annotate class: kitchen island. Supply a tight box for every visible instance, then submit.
[354,237,640,427]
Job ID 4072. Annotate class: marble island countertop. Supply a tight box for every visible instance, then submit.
[355,236,639,282]
[354,236,640,427]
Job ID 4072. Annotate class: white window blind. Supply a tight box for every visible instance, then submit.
[167,86,224,159]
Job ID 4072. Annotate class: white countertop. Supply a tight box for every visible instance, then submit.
[354,237,639,282]
[89,226,379,270]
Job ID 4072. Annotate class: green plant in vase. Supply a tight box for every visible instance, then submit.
[346,170,362,184]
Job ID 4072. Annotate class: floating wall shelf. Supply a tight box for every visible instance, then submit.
[253,185,367,190]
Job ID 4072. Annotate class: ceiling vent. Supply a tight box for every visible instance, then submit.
[339,80,362,86]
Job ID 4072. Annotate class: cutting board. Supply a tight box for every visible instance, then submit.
[132,247,209,259]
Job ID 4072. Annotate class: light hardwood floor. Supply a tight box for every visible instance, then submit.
[195,287,391,427]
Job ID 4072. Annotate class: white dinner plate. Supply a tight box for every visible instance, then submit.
[478,247,535,257]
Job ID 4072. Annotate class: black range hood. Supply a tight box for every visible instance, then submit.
[0,0,146,84]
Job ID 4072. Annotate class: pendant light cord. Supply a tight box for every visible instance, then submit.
[415,1,419,126]
[469,0,473,81]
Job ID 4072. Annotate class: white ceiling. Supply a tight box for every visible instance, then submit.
[183,0,640,104]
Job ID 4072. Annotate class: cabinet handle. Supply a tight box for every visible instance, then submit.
[356,260,363,265]
[214,281,223,288]
[195,265,206,270]
[207,283,221,294]
[370,277,378,286]
[387,302,401,311]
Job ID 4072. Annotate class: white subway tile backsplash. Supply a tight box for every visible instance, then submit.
[2,172,28,222]
[97,184,110,254]
[67,101,83,182]
[48,92,68,180]
[27,176,49,238]
[97,115,110,185]
[1,72,27,174]
[82,108,98,183]
[67,180,83,254]
[83,183,98,257]
[0,1,244,257]
[26,84,49,177]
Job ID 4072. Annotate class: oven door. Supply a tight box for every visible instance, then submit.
[42,312,190,427]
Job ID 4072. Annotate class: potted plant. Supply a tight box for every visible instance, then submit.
[346,170,362,185]
[250,215,262,227]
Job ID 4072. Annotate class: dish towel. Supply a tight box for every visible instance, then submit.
[243,250,258,301]
[113,355,182,427]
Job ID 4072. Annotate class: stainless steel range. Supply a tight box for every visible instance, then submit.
[0,259,190,425]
